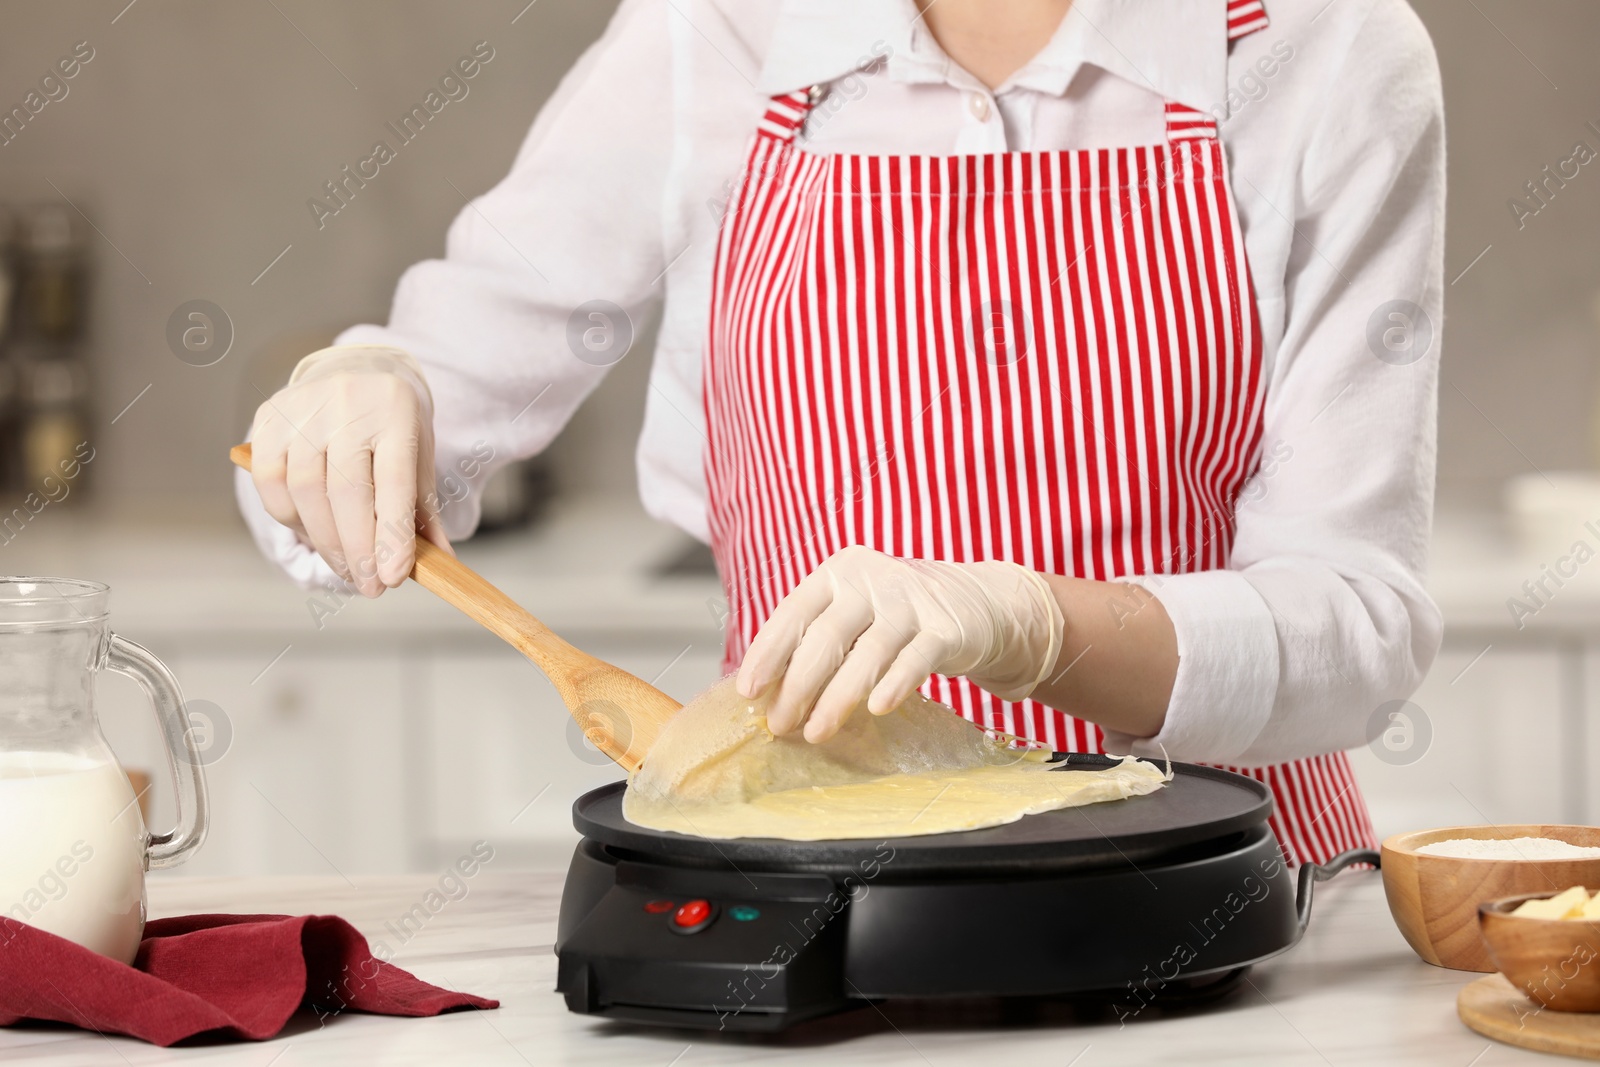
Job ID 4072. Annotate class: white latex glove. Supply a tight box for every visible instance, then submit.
[735,545,1066,743]
[248,344,450,598]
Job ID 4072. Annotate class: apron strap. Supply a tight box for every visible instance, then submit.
[1164,102,1221,143]
[756,88,817,143]
[1227,0,1271,40]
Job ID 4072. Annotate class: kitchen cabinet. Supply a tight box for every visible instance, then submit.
[166,650,411,878]
[417,640,723,870]
[1348,644,1566,843]
[100,647,410,878]
[106,634,1578,879]
[97,629,1600,879]
[59,502,1600,880]
[97,630,726,879]
[59,499,729,879]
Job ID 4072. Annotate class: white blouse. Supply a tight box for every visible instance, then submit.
[238,0,1447,768]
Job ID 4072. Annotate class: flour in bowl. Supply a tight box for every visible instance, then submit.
[1415,836,1600,860]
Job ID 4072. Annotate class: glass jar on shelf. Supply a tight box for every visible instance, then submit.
[19,204,85,341]
[20,350,88,497]
[0,206,18,344]
[0,356,18,494]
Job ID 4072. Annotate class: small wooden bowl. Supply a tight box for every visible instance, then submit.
[1382,826,1600,972]
[1480,893,1600,1011]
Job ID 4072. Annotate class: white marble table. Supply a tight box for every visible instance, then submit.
[0,869,1573,1064]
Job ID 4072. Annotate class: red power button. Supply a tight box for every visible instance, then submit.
[671,899,714,933]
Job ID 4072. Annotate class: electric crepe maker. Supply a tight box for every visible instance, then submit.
[554,753,1374,1031]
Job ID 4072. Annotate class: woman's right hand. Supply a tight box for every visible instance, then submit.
[248,346,451,598]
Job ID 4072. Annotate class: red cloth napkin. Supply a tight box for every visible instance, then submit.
[0,913,497,1046]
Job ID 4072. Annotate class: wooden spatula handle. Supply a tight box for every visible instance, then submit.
[409,538,569,665]
[229,442,575,672]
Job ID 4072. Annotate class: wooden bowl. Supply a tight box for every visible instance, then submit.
[1480,892,1600,1011]
[1382,826,1600,972]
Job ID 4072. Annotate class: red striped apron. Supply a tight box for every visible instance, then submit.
[702,0,1374,867]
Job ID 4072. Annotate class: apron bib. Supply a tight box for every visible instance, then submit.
[702,1,1374,866]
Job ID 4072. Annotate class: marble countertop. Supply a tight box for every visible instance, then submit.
[0,869,1567,1064]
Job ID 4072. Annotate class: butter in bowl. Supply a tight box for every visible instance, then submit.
[1479,887,1600,1012]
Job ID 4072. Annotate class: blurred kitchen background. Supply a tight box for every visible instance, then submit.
[0,0,1596,877]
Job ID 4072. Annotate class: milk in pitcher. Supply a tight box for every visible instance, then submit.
[0,750,148,963]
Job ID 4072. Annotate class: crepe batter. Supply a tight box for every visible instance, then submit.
[623,678,1168,841]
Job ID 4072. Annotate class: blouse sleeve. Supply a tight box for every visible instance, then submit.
[1103,1,1447,765]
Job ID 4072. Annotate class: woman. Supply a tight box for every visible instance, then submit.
[240,0,1444,865]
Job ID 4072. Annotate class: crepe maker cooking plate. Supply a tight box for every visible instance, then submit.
[555,753,1376,1031]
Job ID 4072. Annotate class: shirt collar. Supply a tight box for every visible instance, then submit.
[756,0,1229,112]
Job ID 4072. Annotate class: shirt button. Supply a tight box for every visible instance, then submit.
[968,92,991,122]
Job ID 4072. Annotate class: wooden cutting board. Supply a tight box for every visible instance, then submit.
[1460,973,1600,1059]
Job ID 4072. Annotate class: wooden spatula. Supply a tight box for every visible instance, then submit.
[230,443,680,772]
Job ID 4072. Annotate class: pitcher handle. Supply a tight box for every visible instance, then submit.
[108,633,209,869]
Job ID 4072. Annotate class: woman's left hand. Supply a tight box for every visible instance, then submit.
[735,545,1065,742]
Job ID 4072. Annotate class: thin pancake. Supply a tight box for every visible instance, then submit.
[623,677,1168,840]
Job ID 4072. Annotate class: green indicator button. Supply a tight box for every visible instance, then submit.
[729,905,761,921]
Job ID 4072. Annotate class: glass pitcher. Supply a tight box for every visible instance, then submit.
[0,577,206,964]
